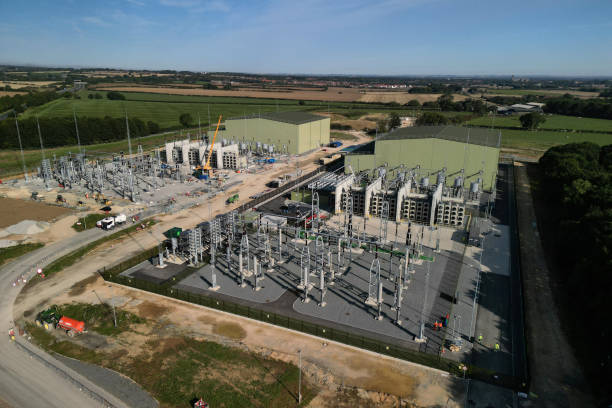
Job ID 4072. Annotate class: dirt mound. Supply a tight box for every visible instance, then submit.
[0,239,18,248]
[5,220,50,235]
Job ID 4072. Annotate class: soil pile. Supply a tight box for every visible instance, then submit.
[5,220,50,235]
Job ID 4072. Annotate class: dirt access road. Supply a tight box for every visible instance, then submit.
[514,163,594,408]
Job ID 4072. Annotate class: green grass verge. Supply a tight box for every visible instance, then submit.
[55,302,145,336]
[468,114,612,133]
[23,219,157,291]
[0,242,44,266]
[72,213,109,232]
[498,128,611,152]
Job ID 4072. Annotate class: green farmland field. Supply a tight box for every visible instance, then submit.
[468,114,612,133]
[22,92,314,129]
[21,91,435,128]
[498,128,611,152]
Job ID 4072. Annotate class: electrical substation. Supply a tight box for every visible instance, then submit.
[15,113,514,364]
[116,124,507,359]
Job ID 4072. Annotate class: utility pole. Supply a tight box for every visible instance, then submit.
[298,349,302,404]
[73,109,82,155]
[125,110,132,158]
[14,113,28,181]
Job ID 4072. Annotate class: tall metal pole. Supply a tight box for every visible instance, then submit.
[73,109,82,155]
[125,110,132,158]
[14,114,28,181]
[36,116,46,161]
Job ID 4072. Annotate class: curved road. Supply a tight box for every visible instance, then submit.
[0,228,129,408]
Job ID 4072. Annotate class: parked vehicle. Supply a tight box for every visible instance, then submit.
[96,213,127,230]
[35,307,86,337]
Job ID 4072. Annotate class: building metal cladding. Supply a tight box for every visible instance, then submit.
[345,126,501,191]
[225,111,330,155]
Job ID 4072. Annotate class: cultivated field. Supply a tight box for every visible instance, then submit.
[0,81,59,89]
[0,91,27,97]
[94,84,469,105]
[482,88,601,98]
[358,91,467,104]
[0,197,71,228]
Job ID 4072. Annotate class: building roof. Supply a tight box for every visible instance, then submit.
[377,126,501,148]
[227,111,328,125]
[510,103,538,110]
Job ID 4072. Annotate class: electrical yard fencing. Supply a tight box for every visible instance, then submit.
[98,249,527,392]
[97,158,528,393]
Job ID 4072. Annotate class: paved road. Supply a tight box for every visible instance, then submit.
[0,227,129,408]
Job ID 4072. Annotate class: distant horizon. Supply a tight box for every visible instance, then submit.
[2,1,611,77]
[1,62,611,81]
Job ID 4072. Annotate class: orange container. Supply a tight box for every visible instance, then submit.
[58,316,85,333]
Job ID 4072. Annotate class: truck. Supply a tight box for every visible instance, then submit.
[97,213,127,230]
[35,307,86,337]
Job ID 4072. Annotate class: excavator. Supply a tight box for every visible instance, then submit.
[199,114,222,178]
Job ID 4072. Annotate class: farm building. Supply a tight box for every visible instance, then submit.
[224,111,330,155]
[309,126,501,227]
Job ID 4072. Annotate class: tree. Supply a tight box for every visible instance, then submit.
[376,119,388,134]
[147,121,160,134]
[437,94,454,111]
[94,93,103,99]
[88,93,94,99]
[106,91,125,100]
[179,113,193,127]
[405,99,421,107]
[388,112,401,130]
[519,112,546,129]
[298,100,305,105]
[415,112,449,126]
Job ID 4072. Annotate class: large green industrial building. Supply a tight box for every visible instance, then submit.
[345,125,501,191]
[225,111,330,155]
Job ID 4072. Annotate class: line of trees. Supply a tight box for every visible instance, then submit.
[538,142,611,401]
[0,116,160,149]
[0,91,62,114]
[544,96,612,120]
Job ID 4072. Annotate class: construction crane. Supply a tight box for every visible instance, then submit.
[202,115,222,176]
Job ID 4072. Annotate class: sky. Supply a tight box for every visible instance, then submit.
[1,0,611,76]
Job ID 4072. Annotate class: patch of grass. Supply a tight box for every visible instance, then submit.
[71,213,109,231]
[0,242,44,266]
[27,323,105,365]
[29,324,317,407]
[212,322,247,341]
[498,128,611,152]
[468,114,612,133]
[330,131,357,141]
[23,219,157,291]
[57,302,145,336]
